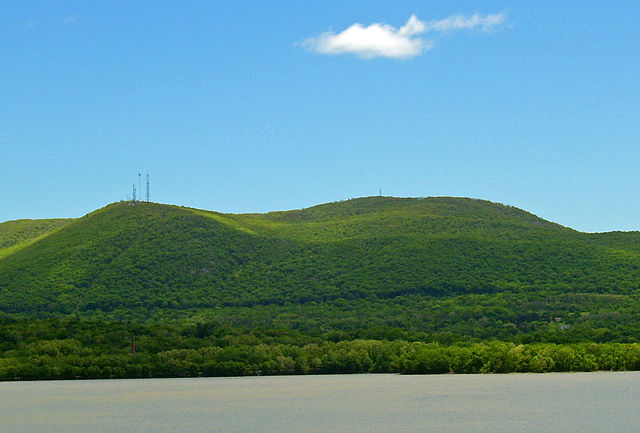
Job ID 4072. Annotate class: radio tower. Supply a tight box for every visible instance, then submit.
[132,184,136,202]
[138,173,141,203]
[146,171,150,202]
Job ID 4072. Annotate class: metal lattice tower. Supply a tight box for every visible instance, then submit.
[132,184,136,202]
[146,171,150,202]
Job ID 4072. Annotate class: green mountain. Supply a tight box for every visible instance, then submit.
[2,197,640,342]
[0,218,72,259]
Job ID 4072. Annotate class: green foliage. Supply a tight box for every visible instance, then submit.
[2,318,640,380]
[0,218,71,259]
[2,197,640,318]
[3,196,640,379]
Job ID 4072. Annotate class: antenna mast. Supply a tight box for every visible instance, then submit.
[132,184,136,202]
[138,173,141,203]
[146,171,150,202]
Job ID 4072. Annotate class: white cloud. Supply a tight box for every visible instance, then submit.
[303,12,506,60]
[303,19,430,60]
[424,12,507,33]
[398,14,426,37]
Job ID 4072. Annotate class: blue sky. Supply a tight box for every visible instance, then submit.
[2,1,639,232]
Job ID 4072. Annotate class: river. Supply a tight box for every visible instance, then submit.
[2,372,638,432]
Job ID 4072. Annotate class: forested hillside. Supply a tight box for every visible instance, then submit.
[3,196,640,379]
[2,196,640,372]
[0,218,71,259]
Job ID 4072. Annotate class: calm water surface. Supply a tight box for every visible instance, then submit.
[1,372,639,432]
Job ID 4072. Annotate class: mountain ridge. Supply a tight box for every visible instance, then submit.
[2,196,640,323]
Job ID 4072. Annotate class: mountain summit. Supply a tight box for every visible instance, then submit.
[2,197,639,319]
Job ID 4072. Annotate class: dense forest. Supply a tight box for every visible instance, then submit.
[2,318,640,380]
[2,197,640,380]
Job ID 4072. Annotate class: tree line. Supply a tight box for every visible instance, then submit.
[2,318,640,381]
